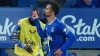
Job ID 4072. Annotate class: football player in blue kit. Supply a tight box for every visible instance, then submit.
[34,2,76,56]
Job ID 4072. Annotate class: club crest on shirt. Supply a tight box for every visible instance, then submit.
[63,27,69,34]
[51,27,54,32]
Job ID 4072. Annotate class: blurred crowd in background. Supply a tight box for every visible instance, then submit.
[0,0,100,8]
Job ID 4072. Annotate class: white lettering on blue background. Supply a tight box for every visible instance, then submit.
[61,15,100,41]
[0,18,16,41]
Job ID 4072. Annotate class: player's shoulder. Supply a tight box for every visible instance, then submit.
[19,17,28,21]
[55,19,69,33]
[18,17,29,25]
[56,19,66,27]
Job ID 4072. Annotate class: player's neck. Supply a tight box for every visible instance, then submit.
[47,15,55,24]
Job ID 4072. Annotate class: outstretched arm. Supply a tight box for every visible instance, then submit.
[34,18,47,39]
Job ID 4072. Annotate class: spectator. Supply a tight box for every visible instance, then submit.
[64,0,76,8]
[71,0,96,8]
[92,0,100,8]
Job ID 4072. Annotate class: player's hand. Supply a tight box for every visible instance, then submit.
[54,49,62,56]
[24,45,33,53]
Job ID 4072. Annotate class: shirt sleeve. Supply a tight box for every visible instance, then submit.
[10,25,26,48]
[34,18,47,39]
[59,23,76,51]
[10,25,20,40]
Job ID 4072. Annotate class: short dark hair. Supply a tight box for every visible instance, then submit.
[47,2,60,15]
[32,8,40,16]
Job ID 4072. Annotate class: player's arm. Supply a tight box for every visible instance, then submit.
[34,18,47,39]
[32,10,47,39]
[10,25,20,44]
[10,25,33,53]
[55,24,76,56]
[60,24,76,51]
[10,25,26,49]
[54,24,76,56]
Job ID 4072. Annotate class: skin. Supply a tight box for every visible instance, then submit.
[31,10,39,18]
[84,0,91,5]
[43,4,62,56]
[34,4,63,56]
[43,4,55,24]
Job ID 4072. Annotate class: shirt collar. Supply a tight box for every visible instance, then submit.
[48,17,57,25]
